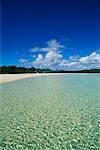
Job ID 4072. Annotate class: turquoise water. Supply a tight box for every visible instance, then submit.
[0,74,100,150]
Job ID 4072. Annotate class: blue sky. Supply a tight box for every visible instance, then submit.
[1,0,100,70]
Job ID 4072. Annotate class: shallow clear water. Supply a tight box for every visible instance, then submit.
[0,74,100,150]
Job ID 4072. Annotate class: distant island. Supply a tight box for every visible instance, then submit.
[0,66,100,74]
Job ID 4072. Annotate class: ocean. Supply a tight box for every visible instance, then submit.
[0,74,100,149]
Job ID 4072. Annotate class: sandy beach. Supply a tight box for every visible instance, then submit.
[0,73,66,83]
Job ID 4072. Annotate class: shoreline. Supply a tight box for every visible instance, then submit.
[0,73,69,83]
[0,73,99,84]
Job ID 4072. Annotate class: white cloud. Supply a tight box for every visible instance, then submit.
[19,58,28,63]
[31,55,37,58]
[33,51,63,69]
[29,39,65,53]
[40,47,51,52]
[44,51,63,67]
[31,39,65,69]
[19,38,100,70]
[45,51,62,61]
[46,39,65,50]
[79,56,89,64]
[33,50,100,70]
[33,54,44,68]
[59,60,79,70]
[90,52,100,63]
[59,60,69,67]
[37,54,43,61]
[79,52,100,64]
[69,55,79,61]
[29,47,39,53]
[59,52,100,70]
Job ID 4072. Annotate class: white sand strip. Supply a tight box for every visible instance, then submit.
[0,73,66,83]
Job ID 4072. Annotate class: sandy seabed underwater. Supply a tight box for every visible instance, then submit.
[0,74,100,150]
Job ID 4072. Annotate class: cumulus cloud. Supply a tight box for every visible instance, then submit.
[79,56,89,64]
[33,51,63,69]
[37,54,43,61]
[59,60,79,70]
[79,52,100,64]
[33,54,44,68]
[45,51,62,61]
[46,39,65,50]
[19,38,100,70]
[69,55,79,61]
[31,55,37,58]
[60,52,100,70]
[19,58,28,63]
[29,39,65,69]
[29,39,65,53]
[29,47,39,53]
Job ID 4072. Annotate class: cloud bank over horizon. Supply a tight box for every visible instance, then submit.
[19,39,100,70]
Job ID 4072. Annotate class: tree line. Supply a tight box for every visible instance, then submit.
[0,66,100,74]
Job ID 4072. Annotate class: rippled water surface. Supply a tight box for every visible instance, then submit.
[0,74,100,149]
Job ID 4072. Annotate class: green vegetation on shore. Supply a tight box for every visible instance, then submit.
[0,66,100,74]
